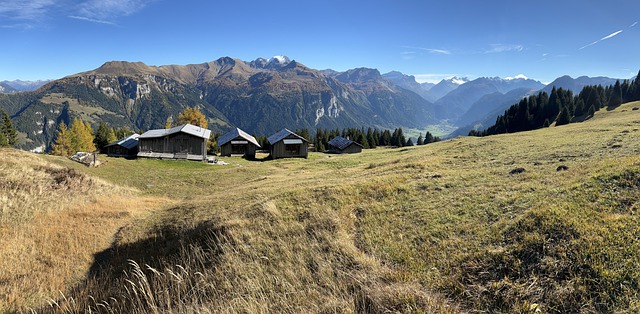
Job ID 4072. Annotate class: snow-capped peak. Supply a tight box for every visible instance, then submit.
[450,77,469,85]
[505,74,529,80]
[269,55,290,64]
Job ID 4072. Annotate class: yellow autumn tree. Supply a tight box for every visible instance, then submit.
[177,107,207,128]
[51,122,74,156]
[69,118,96,153]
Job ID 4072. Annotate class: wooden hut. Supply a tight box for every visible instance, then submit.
[328,136,363,154]
[137,124,211,161]
[103,133,139,158]
[218,128,261,159]
[267,129,309,159]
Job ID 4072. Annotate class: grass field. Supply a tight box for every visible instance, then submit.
[1,102,639,313]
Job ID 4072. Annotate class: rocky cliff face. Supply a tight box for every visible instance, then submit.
[0,57,439,150]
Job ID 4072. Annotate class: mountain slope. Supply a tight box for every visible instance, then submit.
[6,101,639,313]
[0,82,18,94]
[0,58,440,150]
[542,75,619,93]
[436,77,544,122]
[427,77,468,101]
[1,80,51,92]
[453,87,537,132]
[383,71,436,102]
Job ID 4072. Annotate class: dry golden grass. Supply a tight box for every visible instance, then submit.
[0,150,172,312]
[3,101,640,313]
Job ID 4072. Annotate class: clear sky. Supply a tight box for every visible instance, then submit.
[1,0,638,84]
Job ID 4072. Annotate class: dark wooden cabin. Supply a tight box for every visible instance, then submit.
[103,133,139,158]
[137,124,211,161]
[218,128,261,159]
[328,136,363,154]
[267,129,309,159]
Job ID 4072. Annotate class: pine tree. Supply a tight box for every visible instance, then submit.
[406,138,414,146]
[607,80,623,108]
[366,127,376,149]
[417,133,424,145]
[94,121,112,150]
[0,130,8,147]
[424,132,434,144]
[556,107,571,126]
[51,122,73,156]
[1,109,18,147]
[587,105,596,118]
[542,119,550,127]
[177,107,208,128]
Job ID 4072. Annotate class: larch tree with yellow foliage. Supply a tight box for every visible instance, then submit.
[177,107,208,128]
[69,118,96,153]
[51,122,74,156]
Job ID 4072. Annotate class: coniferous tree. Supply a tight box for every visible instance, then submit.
[417,133,424,145]
[165,116,174,128]
[366,127,376,149]
[542,119,550,128]
[424,132,434,144]
[0,132,7,147]
[51,122,74,156]
[107,127,117,143]
[556,107,571,126]
[94,121,112,150]
[1,109,18,147]
[372,129,380,146]
[607,80,623,108]
[587,105,596,118]
[115,126,133,140]
[406,138,414,146]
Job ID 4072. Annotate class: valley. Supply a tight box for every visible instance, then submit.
[1,56,630,152]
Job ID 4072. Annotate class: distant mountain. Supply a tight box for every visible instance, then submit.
[1,80,51,92]
[382,71,436,102]
[427,77,468,101]
[0,82,18,94]
[436,76,544,122]
[449,88,538,137]
[542,75,619,94]
[0,57,439,151]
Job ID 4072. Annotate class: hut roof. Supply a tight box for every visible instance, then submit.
[267,129,309,145]
[139,124,211,140]
[328,136,363,150]
[218,128,261,148]
[104,133,140,150]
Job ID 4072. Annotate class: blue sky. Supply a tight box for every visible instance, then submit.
[1,0,638,84]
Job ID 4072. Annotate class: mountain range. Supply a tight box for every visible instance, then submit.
[0,56,627,151]
[0,80,50,93]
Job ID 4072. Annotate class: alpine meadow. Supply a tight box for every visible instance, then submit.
[3,0,640,313]
[0,99,639,312]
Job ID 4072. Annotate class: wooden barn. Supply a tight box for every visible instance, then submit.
[137,124,211,161]
[218,128,261,159]
[268,129,309,159]
[328,136,363,154]
[103,133,139,158]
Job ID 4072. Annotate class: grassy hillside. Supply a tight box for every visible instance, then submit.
[2,102,640,313]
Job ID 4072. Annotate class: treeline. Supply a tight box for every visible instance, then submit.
[285,127,439,151]
[252,127,440,152]
[469,70,640,136]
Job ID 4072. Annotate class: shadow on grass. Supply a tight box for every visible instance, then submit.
[38,220,229,313]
